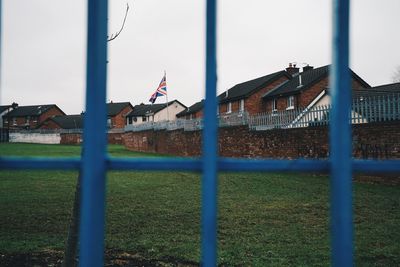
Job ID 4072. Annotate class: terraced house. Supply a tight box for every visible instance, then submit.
[262,64,371,112]
[217,70,292,115]
[2,104,65,129]
[126,100,186,125]
[107,102,134,128]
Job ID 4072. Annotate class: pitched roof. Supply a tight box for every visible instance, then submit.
[353,82,400,98]
[263,65,370,99]
[218,70,290,103]
[127,100,185,117]
[47,114,83,129]
[263,65,330,98]
[107,102,133,116]
[3,104,65,117]
[176,100,204,117]
[0,105,11,113]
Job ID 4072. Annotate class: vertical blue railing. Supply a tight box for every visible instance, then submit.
[201,1,218,266]
[1,0,400,266]
[330,1,353,266]
[79,0,108,266]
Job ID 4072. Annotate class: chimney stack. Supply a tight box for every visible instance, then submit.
[286,63,300,76]
[303,65,314,72]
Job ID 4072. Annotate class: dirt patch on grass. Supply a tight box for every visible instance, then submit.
[354,174,400,186]
[0,250,199,267]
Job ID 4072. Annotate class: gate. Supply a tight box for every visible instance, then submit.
[0,1,399,267]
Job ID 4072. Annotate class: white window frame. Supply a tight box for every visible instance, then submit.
[239,99,244,113]
[227,102,232,114]
[272,99,277,112]
[287,96,295,110]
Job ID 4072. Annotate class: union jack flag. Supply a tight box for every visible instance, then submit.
[149,74,167,103]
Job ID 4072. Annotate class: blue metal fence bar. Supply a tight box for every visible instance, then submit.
[330,0,353,266]
[201,0,218,266]
[0,0,2,95]
[1,157,400,173]
[0,157,81,170]
[79,0,108,266]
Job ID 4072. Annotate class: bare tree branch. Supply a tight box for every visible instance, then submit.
[107,3,130,42]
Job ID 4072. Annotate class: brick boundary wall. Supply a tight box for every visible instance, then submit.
[60,132,124,145]
[108,133,124,145]
[123,121,400,159]
[60,133,82,145]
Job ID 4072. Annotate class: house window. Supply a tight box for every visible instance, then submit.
[287,96,294,110]
[12,118,17,125]
[142,116,147,122]
[127,117,132,125]
[227,102,232,113]
[107,118,112,127]
[25,116,30,125]
[133,117,137,122]
[239,99,244,113]
[272,99,277,112]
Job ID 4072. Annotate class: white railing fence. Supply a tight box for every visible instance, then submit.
[123,95,399,132]
[249,94,400,130]
[124,112,248,132]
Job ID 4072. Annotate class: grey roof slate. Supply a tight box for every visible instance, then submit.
[0,105,11,113]
[3,104,64,117]
[263,65,330,98]
[263,65,370,98]
[107,102,133,116]
[127,100,185,117]
[49,114,83,129]
[218,70,290,103]
[353,82,400,97]
[176,100,204,117]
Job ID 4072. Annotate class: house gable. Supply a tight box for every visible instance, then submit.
[262,65,370,112]
[3,104,65,129]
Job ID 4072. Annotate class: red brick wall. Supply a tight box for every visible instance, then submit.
[39,107,65,125]
[38,120,61,129]
[60,133,82,145]
[111,105,133,128]
[245,76,290,115]
[217,76,290,116]
[108,132,124,144]
[123,121,400,159]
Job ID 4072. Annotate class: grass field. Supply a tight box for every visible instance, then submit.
[0,143,399,266]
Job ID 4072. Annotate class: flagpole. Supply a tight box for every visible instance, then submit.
[165,70,170,121]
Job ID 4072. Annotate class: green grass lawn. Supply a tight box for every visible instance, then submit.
[0,143,399,266]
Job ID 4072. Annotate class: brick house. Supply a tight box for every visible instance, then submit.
[38,114,83,129]
[0,103,18,127]
[262,64,370,112]
[217,70,292,115]
[3,104,65,129]
[107,102,134,128]
[176,100,204,120]
[126,100,187,125]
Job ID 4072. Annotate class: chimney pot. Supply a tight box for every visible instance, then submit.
[286,63,300,76]
[303,65,314,72]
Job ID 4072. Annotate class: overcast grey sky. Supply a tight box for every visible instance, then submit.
[1,0,399,114]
